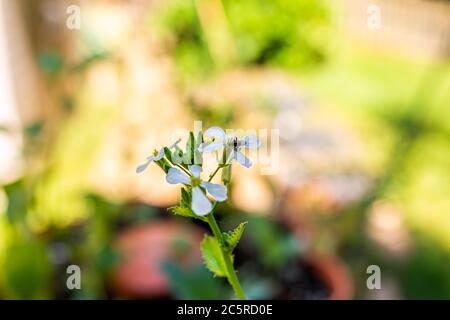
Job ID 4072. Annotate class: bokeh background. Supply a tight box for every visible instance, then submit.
[0,0,449,299]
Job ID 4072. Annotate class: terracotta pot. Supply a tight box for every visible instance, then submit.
[305,254,354,300]
[278,187,355,300]
[111,220,203,298]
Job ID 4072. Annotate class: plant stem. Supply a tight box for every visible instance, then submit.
[207,212,246,300]
[208,166,222,182]
[165,157,191,176]
[176,164,191,176]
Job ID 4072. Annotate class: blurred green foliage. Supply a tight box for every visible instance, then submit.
[399,235,450,299]
[153,0,214,79]
[153,0,330,80]
[222,0,329,68]
[38,51,64,76]
[188,101,235,128]
[2,240,52,299]
[4,181,28,224]
[0,0,449,300]
[163,262,228,299]
[245,216,300,270]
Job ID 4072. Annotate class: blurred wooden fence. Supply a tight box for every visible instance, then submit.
[337,0,450,59]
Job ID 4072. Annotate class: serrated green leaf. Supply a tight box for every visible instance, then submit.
[223,222,247,253]
[201,235,228,278]
[169,206,197,219]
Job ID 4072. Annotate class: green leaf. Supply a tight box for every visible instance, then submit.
[189,131,195,153]
[169,206,197,219]
[171,148,184,165]
[163,147,173,162]
[180,188,191,207]
[174,144,183,153]
[223,222,247,253]
[194,131,203,165]
[201,235,228,278]
[184,131,195,165]
[196,131,204,144]
[155,159,170,173]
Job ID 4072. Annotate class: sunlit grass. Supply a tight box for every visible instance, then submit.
[302,45,450,251]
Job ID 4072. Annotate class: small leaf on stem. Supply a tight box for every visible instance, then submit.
[184,131,196,165]
[163,147,173,162]
[194,131,203,165]
[180,188,191,207]
[169,206,196,219]
[201,235,230,278]
[223,222,248,253]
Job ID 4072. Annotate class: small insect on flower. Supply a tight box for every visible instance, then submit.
[166,165,227,216]
[198,126,261,168]
[136,139,181,173]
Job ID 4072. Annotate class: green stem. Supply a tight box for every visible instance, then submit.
[176,164,191,176]
[207,212,246,300]
[164,157,191,176]
[208,166,222,182]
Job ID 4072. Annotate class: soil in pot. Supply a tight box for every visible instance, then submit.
[229,214,353,300]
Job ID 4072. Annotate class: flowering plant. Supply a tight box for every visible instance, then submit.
[137,126,260,300]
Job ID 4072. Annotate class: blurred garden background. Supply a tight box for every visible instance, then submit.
[0,0,449,299]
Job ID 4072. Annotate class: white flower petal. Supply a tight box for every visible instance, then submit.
[198,141,224,153]
[205,126,226,141]
[241,135,260,149]
[191,186,212,216]
[188,165,202,178]
[136,161,151,173]
[166,168,191,185]
[234,150,252,168]
[153,148,165,161]
[201,182,227,202]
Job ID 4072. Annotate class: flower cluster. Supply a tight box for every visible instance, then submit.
[136,126,259,300]
[136,126,260,216]
[198,126,261,168]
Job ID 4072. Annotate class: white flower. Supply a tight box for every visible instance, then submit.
[136,138,181,173]
[166,164,227,216]
[198,126,260,168]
